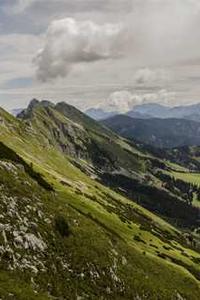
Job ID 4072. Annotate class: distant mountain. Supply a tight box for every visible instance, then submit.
[86,107,150,120]
[87,102,200,122]
[85,107,116,120]
[101,115,200,148]
[133,103,170,118]
[126,110,152,119]
[10,108,23,116]
[85,103,164,121]
[169,104,200,120]
[129,103,200,121]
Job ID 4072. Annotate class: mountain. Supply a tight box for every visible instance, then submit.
[101,114,200,148]
[126,111,152,119]
[130,103,200,121]
[145,144,200,172]
[85,108,150,120]
[133,103,170,118]
[168,104,200,121]
[87,102,200,122]
[85,108,116,120]
[10,108,23,116]
[1,100,200,298]
[85,103,164,121]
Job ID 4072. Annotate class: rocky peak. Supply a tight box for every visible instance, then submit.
[18,99,54,119]
[40,100,55,108]
[29,98,40,109]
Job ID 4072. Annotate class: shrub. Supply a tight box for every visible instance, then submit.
[133,235,146,244]
[55,215,70,237]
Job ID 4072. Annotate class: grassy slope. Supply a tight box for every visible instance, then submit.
[0,105,200,299]
[164,169,200,208]
[170,171,200,186]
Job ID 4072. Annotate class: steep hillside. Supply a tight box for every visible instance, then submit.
[139,145,200,172]
[17,100,200,227]
[1,100,200,298]
[101,115,200,148]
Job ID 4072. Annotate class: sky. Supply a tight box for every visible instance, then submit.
[1,0,200,111]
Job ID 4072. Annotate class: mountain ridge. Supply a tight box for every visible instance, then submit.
[1,100,200,298]
[101,114,200,148]
[86,102,200,122]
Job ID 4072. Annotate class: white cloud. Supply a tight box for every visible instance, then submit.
[2,0,200,109]
[105,91,141,113]
[32,0,200,83]
[98,89,176,113]
[134,68,170,85]
[34,18,125,81]
[141,89,176,105]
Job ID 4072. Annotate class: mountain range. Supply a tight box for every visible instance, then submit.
[101,115,200,148]
[86,102,200,122]
[133,103,200,121]
[1,99,200,298]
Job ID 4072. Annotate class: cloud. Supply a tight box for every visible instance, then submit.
[105,91,140,113]
[140,89,176,106]
[34,18,125,81]
[5,0,38,14]
[4,0,133,16]
[3,0,200,109]
[32,0,200,83]
[134,68,170,85]
[98,89,176,113]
